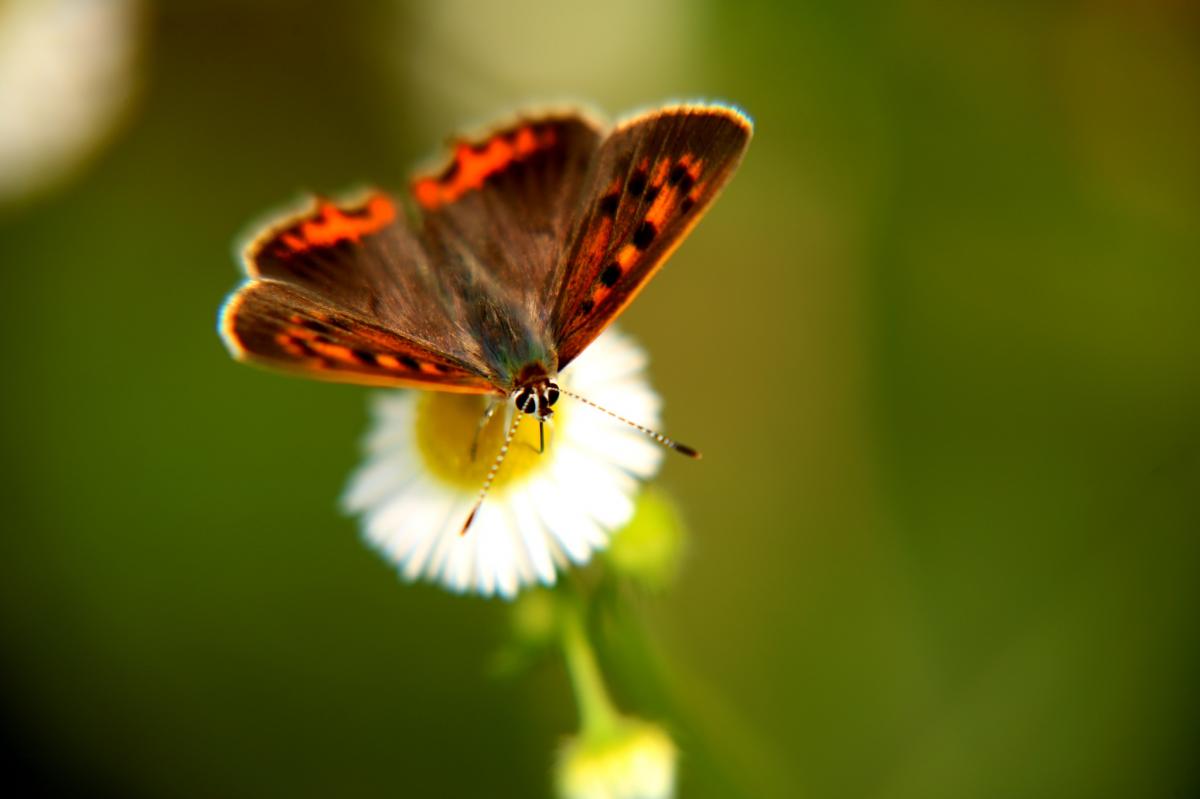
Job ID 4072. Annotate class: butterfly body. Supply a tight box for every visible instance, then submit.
[221,104,752,419]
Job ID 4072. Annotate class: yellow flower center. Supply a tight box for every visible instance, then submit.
[415,392,562,492]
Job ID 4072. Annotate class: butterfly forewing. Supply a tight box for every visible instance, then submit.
[244,191,497,365]
[225,192,498,392]
[409,114,604,376]
[550,106,752,369]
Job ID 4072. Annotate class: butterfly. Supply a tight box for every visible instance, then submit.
[220,103,752,525]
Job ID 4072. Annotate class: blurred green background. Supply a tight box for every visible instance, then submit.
[2,1,1198,796]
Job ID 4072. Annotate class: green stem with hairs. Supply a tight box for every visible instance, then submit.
[560,597,622,741]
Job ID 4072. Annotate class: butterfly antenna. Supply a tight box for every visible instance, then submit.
[558,387,702,459]
[460,412,525,535]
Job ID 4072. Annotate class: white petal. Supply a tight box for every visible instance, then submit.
[481,506,524,598]
[360,477,457,581]
[506,488,557,586]
[564,329,649,389]
[496,499,537,589]
[529,472,603,563]
[552,445,637,532]
[363,392,418,454]
[341,450,421,512]
[564,423,664,480]
[470,504,506,596]
[429,500,475,592]
[403,499,460,581]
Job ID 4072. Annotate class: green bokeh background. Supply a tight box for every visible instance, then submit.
[2,1,1198,797]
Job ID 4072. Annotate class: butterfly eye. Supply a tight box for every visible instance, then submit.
[515,389,537,414]
[546,384,560,407]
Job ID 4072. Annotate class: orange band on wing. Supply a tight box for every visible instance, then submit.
[262,193,397,261]
[294,195,394,250]
[412,124,558,210]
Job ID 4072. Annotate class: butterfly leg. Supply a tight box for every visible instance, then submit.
[469,398,502,461]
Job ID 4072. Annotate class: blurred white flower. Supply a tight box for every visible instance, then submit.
[0,0,140,203]
[396,0,698,138]
[343,329,664,599]
[556,719,678,799]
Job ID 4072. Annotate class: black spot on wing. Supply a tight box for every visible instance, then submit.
[299,319,331,334]
[633,221,657,250]
[668,163,695,194]
[629,170,647,198]
[598,193,619,217]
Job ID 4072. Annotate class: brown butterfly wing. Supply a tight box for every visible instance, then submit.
[550,105,752,369]
[222,191,497,392]
[222,281,496,391]
[223,106,750,389]
[410,113,603,381]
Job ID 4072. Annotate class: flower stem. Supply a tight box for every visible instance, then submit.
[560,598,621,741]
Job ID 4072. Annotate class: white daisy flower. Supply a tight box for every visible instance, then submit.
[342,328,666,599]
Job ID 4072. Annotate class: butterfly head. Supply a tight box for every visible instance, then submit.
[512,380,560,422]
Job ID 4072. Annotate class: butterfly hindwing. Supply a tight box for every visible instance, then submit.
[550,105,752,368]
[221,280,496,392]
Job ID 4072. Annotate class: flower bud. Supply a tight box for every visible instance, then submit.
[556,718,677,799]
[605,489,686,591]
